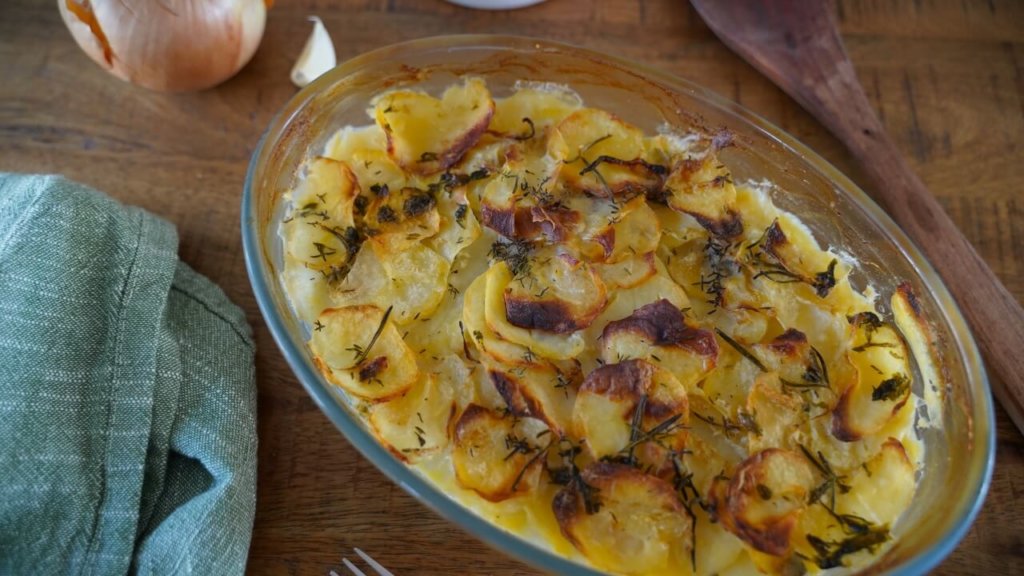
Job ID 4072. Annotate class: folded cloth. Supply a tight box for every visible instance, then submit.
[0,174,257,575]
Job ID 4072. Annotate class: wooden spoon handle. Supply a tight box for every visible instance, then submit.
[698,2,1024,431]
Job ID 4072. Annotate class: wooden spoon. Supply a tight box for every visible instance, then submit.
[690,0,1024,433]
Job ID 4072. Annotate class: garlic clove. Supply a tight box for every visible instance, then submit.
[290,16,336,88]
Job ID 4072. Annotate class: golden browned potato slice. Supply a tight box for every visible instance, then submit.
[487,360,578,436]
[372,242,450,325]
[364,186,442,252]
[836,438,915,526]
[553,462,692,574]
[483,262,587,360]
[369,374,455,461]
[309,305,419,402]
[593,252,658,290]
[573,195,662,264]
[892,282,943,424]
[503,248,608,334]
[832,312,912,442]
[462,270,539,366]
[600,299,718,388]
[283,157,362,275]
[745,217,843,299]
[489,85,582,137]
[711,448,816,557]
[665,150,742,238]
[374,78,495,175]
[451,404,547,501]
[573,359,688,474]
[548,108,667,198]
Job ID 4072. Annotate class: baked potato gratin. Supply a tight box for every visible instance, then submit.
[279,78,936,575]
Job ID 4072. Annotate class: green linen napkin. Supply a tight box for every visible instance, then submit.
[0,174,257,575]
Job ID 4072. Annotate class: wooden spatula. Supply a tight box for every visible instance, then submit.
[690,0,1024,433]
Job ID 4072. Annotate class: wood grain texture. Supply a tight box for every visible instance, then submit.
[0,0,1021,574]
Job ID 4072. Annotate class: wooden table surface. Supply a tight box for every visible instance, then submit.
[2,0,1022,574]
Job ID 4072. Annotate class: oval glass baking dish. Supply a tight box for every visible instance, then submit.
[242,35,994,575]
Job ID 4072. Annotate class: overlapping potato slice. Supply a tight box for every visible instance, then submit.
[832,312,912,441]
[488,359,579,436]
[665,149,743,238]
[462,270,538,366]
[502,247,608,334]
[482,261,588,360]
[370,374,455,461]
[323,124,408,191]
[573,359,688,474]
[593,252,658,290]
[745,373,804,453]
[571,194,662,263]
[282,157,362,276]
[745,217,843,300]
[710,448,816,557]
[892,282,943,425]
[451,404,548,501]
[309,305,418,402]
[426,190,481,262]
[374,242,451,324]
[553,462,692,575]
[835,438,915,526]
[548,108,667,198]
[600,299,718,388]
[488,85,582,137]
[374,78,495,175]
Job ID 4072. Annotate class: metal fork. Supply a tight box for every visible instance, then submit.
[330,548,395,576]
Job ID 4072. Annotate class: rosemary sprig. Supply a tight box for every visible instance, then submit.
[346,305,393,366]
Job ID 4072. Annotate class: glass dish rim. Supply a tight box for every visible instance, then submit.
[241,34,995,575]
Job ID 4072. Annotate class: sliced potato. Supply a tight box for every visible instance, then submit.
[836,438,915,526]
[665,149,742,238]
[483,262,586,360]
[593,252,658,290]
[323,124,407,193]
[309,305,418,402]
[283,157,363,275]
[574,195,662,264]
[462,270,538,366]
[489,85,582,137]
[832,313,912,441]
[600,299,718,388]
[745,373,804,453]
[373,242,451,325]
[573,359,688,474]
[370,374,455,461]
[553,462,692,575]
[452,404,546,501]
[711,448,816,557]
[503,248,608,334]
[426,191,481,262]
[374,78,495,175]
[548,108,667,198]
[488,360,578,436]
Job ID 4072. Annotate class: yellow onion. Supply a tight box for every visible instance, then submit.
[59,0,269,92]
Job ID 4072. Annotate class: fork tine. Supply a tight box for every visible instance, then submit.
[354,548,395,576]
[341,557,368,576]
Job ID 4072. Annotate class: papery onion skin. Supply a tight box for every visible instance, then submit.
[59,0,268,92]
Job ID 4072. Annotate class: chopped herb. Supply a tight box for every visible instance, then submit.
[403,192,436,218]
[447,283,460,297]
[872,373,910,402]
[454,204,468,229]
[756,483,773,500]
[310,242,337,262]
[715,328,767,371]
[512,117,535,141]
[313,320,325,332]
[418,151,438,163]
[370,183,389,197]
[488,238,533,280]
[377,205,397,223]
